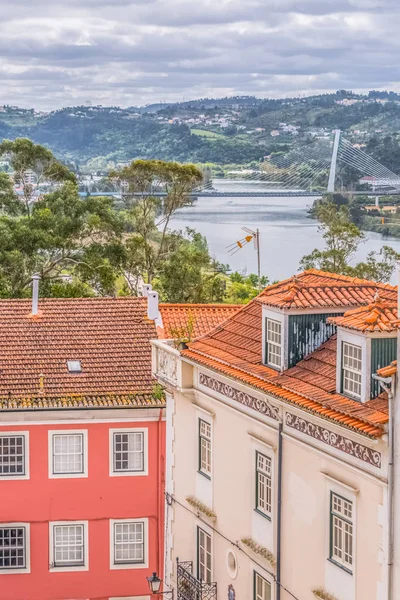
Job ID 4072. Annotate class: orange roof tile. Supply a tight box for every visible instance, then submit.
[377,360,397,378]
[328,297,398,332]
[258,269,396,310]
[158,303,241,340]
[0,297,163,409]
[182,271,393,438]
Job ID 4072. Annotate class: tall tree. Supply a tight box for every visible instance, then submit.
[300,200,400,282]
[109,159,203,283]
[0,138,76,216]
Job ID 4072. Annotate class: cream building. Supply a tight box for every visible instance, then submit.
[152,270,400,600]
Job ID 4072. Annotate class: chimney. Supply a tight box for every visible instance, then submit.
[148,291,159,320]
[142,283,152,298]
[32,274,40,316]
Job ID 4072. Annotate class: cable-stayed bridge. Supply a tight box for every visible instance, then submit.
[193,130,400,197]
[80,130,400,199]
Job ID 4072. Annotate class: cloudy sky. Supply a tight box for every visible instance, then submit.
[0,0,399,110]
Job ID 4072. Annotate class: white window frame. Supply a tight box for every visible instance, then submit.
[110,518,149,570]
[254,570,272,600]
[266,318,282,369]
[0,432,29,481]
[198,418,212,478]
[342,341,362,400]
[48,430,88,479]
[197,525,212,583]
[329,492,354,573]
[49,520,89,572]
[0,523,30,574]
[255,451,272,519]
[109,428,148,477]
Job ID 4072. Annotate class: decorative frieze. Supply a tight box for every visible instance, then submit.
[286,413,382,468]
[157,348,178,385]
[199,372,279,421]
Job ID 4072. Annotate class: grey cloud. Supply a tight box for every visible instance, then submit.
[0,0,400,109]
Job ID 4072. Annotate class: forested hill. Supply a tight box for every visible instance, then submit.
[2,90,400,170]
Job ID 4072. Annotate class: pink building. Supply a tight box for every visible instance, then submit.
[0,296,165,600]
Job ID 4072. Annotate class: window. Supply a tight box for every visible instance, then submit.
[254,572,272,600]
[256,452,272,518]
[111,430,146,475]
[330,492,353,572]
[110,519,148,570]
[50,431,87,478]
[266,319,282,368]
[0,434,26,477]
[197,527,212,583]
[199,419,211,478]
[49,521,88,571]
[0,526,29,573]
[67,360,82,373]
[342,342,362,399]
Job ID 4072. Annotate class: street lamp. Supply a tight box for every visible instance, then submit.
[146,572,174,599]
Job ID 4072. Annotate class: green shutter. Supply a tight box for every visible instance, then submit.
[288,313,341,368]
[370,338,397,399]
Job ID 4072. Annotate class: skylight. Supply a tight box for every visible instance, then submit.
[67,360,82,373]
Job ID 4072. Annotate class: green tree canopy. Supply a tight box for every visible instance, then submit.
[300,200,400,282]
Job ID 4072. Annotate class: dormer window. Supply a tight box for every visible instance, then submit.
[67,360,82,373]
[266,318,282,369]
[342,342,362,400]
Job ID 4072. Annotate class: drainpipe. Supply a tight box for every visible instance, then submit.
[276,421,283,600]
[373,373,394,600]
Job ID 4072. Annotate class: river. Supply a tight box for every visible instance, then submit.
[170,193,400,282]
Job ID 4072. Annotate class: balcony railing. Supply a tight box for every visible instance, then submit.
[176,560,217,600]
[152,341,179,387]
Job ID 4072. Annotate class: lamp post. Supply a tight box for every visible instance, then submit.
[146,572,174,599]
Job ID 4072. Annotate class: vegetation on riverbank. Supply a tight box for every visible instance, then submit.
[0,140,265,302]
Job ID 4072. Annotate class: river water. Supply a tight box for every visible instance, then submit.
[170,193,400,282]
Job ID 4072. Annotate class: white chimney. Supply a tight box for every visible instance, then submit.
[147,291,159,320]
[142,284,152,298]
[32,274,40,315]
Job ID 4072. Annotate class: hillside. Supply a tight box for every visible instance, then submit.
[1,90,400,171]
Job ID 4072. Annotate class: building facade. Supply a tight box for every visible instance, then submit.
[0,295,165,600]
[153,270,398,600]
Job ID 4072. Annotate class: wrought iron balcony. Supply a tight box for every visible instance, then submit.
[176,560,217,600]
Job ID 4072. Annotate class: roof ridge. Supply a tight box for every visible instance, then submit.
[160,303,241,308]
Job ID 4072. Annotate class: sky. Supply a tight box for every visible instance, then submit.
[1,0,400,110]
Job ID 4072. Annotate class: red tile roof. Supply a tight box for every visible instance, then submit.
[158,303,241,340]
[0,297,163,409]
[182,270,393,437]
[328,297,398,332]
[377,361,397,378]
[258,269,396,310]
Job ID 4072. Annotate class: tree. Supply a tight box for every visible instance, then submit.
[109,160,203,283]
[300,202,363,274]
[0,182,124,297]
[300,200,400,282]
[155,228,226,303]
[0,138,76,216]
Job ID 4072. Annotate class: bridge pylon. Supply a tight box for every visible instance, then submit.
[327,129,341,193]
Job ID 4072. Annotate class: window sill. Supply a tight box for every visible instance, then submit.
[110,469,148,477]
[254,508,271,522]
[0,567,30,575]
[49,564,88,573]
[0,474,29,481]
[327,558,353,576]
[110,561,147,570]
[49,472,88,479]
[197,470,211,481]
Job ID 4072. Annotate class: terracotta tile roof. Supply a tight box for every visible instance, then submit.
[158,303,241,340]
[258,269,396,310]
[182,271,393,438]
[0,297,163,409]
[328,296,398,332]
[377,360,397,378]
